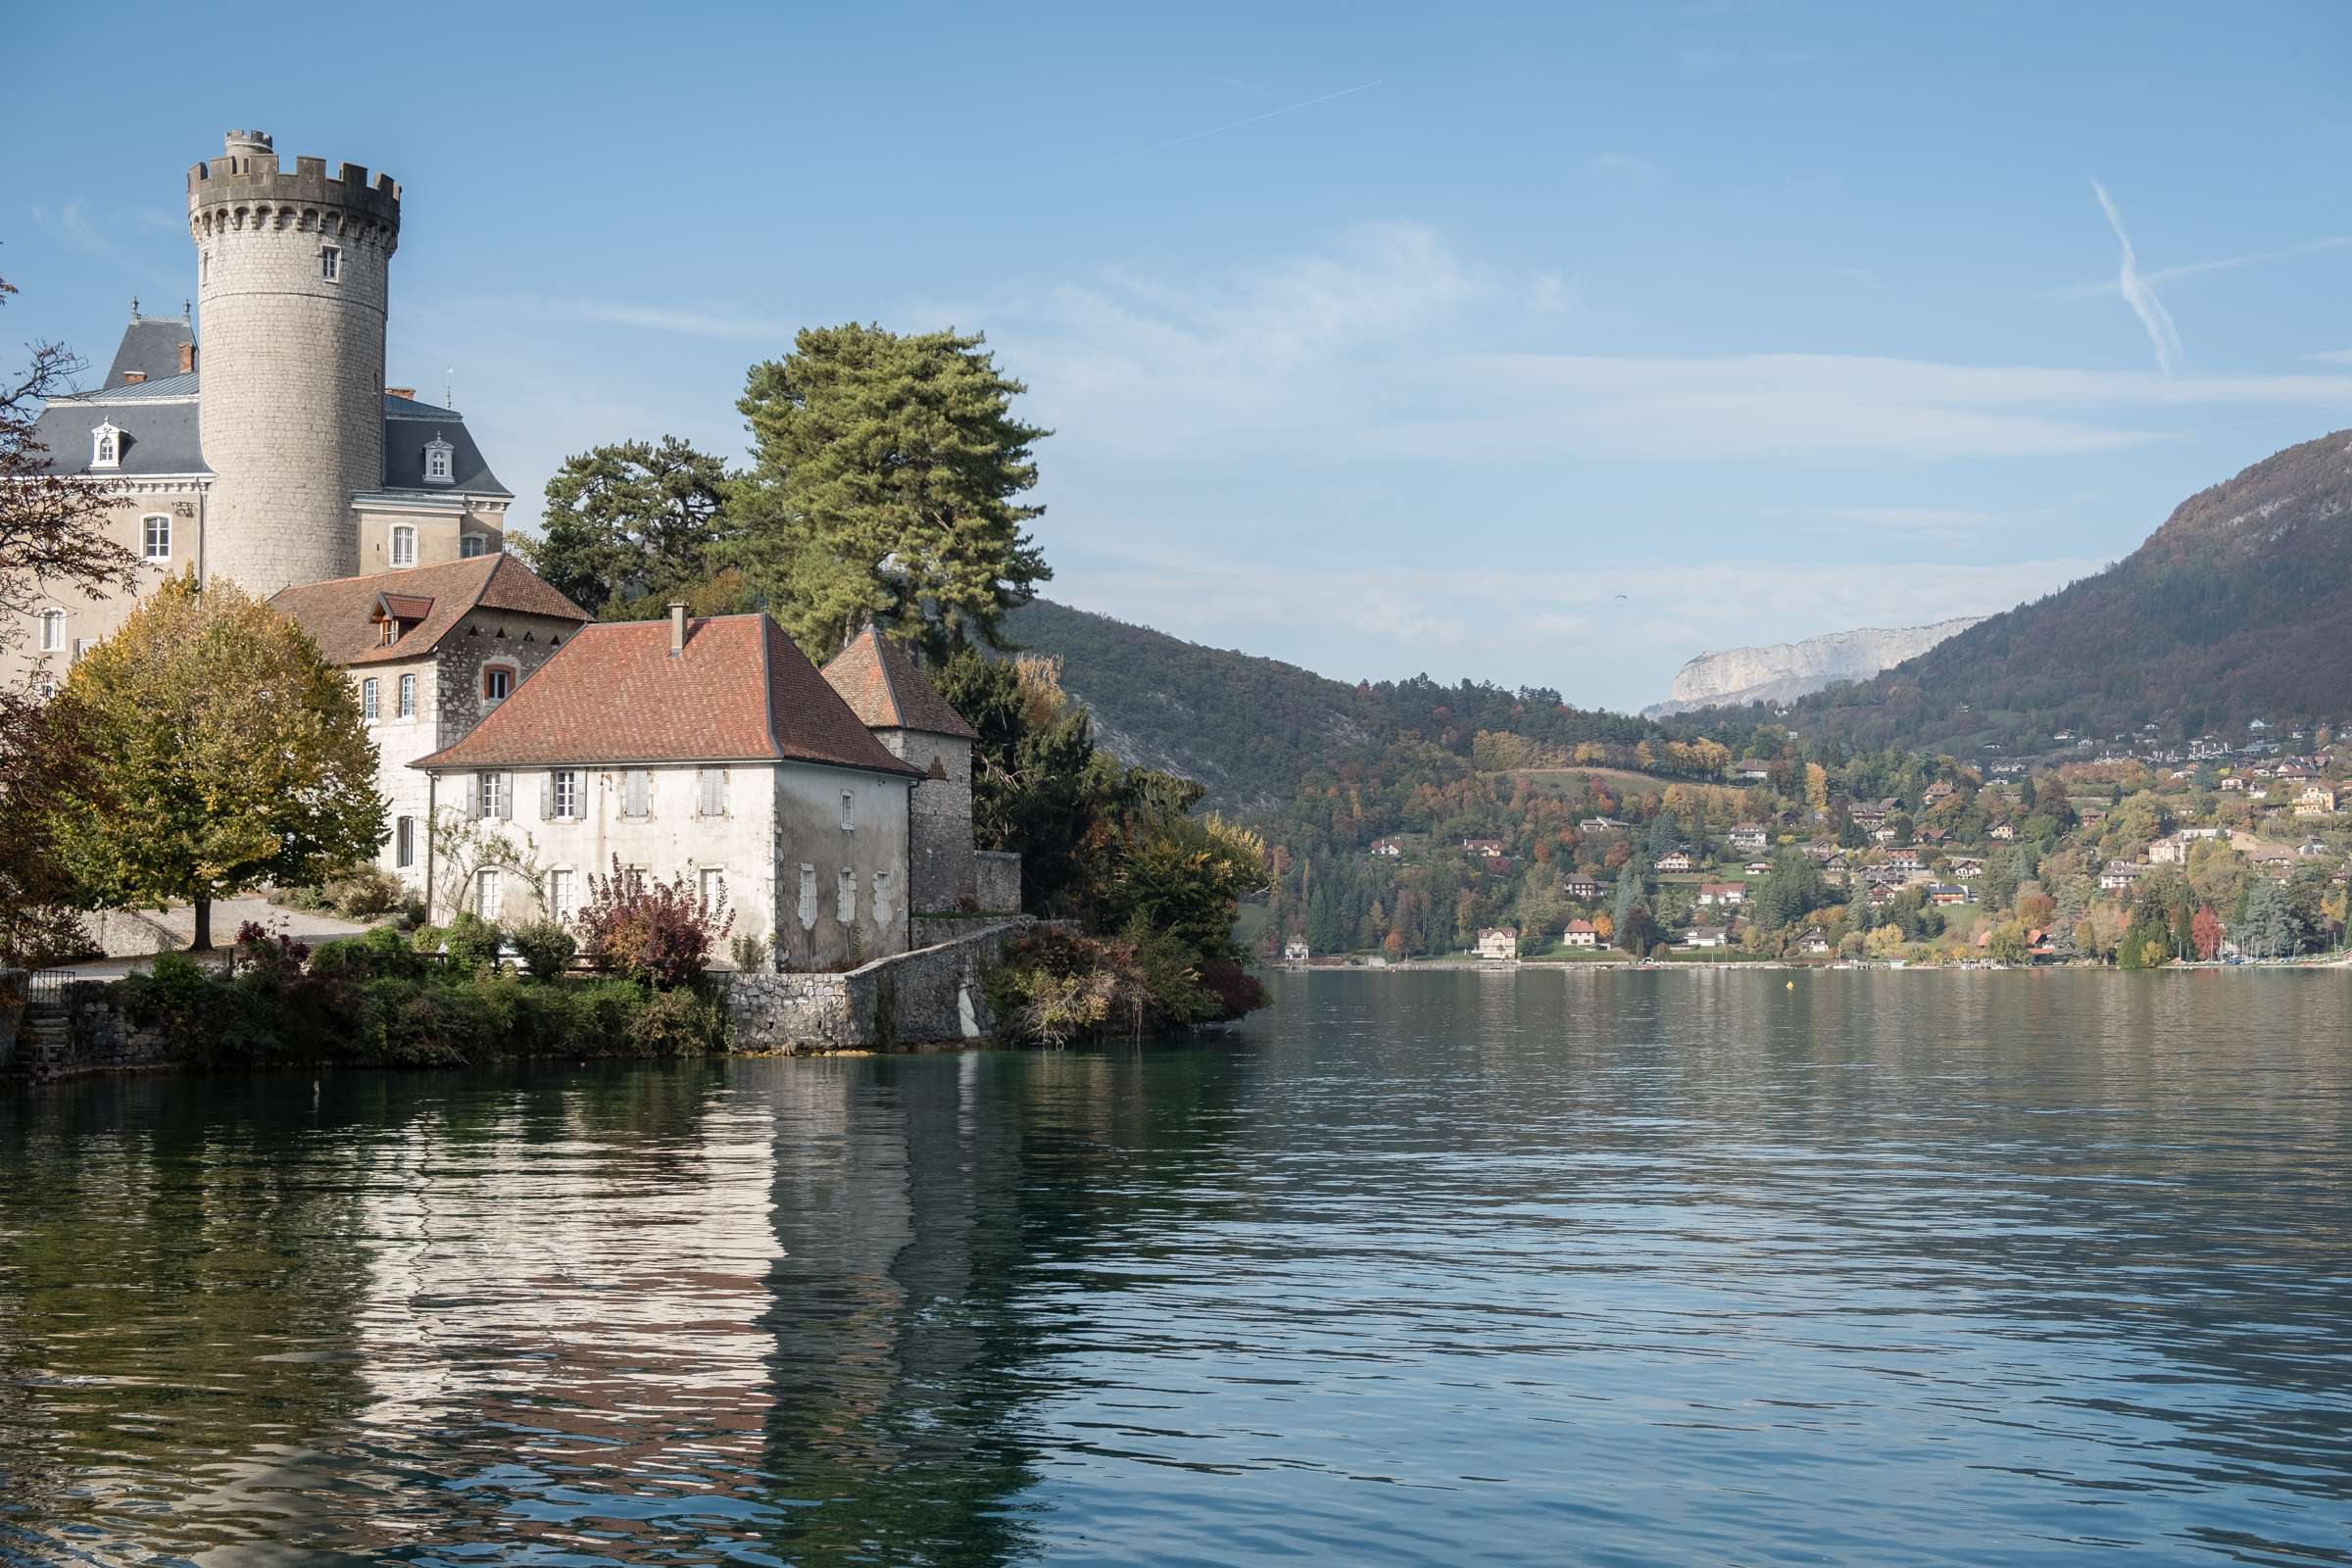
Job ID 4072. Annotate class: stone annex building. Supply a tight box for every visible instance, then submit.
[13,131,1014,973]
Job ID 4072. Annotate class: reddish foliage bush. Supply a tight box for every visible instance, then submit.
[1198,959,1266,1020]
[575,857,733,989]
[233,919,311,978]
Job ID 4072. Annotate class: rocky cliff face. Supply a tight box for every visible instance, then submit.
[1644,617,1984,716]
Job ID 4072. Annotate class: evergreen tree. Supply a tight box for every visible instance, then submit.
[731,324,1051,660]
[525,436,732,614]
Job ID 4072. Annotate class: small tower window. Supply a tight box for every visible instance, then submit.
[90,423,122,470]
[461,534,487,559]
[141,514,171,561]
[390,525,416,566]
[423,434,455,486]
[319,245,341,283]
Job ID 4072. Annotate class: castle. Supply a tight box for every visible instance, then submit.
[16,131,1014,971]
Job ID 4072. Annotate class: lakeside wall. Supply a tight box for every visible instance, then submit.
[727,919,1026,1054]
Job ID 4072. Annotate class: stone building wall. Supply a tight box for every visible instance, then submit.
[880,732,975,913]
[973,850,1022,915]
[189,134,398,597]
[0,487,207,693]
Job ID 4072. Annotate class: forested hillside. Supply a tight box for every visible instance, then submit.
[1785,429,2352,751]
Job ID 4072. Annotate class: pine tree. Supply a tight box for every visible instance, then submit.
[731,323,1051,660]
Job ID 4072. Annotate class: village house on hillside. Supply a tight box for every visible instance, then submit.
[1654,849,1694,873]
[1476,927,1519,961]
[1563,919,1599,948]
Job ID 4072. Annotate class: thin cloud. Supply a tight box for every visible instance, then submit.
[2091,179,2189,375]
[1798,263,1891,292]
[1819,506,2004,532]
[455,294,801,343]
[1585,151,1661,177]
[1079,79,1385,171]
[2044,234,2352,301]
[2306,349,2352,366]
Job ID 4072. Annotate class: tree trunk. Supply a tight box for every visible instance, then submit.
[190,896,213,953]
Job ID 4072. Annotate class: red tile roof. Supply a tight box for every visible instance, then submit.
[818,626,979,739]
[270,554,589,666]
[415,612,923,776]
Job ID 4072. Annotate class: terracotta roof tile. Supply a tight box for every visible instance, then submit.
[819,626,978,739]
[415,612,923,776]
[270,555,588,666]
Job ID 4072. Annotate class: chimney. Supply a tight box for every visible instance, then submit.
[122,370,147,385]
[668,602,688,656]
[385,385,415,400]
[177,342,196,374]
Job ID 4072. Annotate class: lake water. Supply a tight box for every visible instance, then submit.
[3,969,2351,1566]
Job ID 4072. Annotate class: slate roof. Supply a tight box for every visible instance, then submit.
[270,554,589,667]
[34,350,511,495]
[416,612,926,776]
[381,400,510,495]
[819,625,979,739]
[103,316,194,388]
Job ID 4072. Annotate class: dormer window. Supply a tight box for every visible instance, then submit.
[91,423,122,470]
[423,434,455,486]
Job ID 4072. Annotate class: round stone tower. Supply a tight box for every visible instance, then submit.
[187,129,400,595]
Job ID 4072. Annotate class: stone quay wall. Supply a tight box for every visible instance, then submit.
[11,979,176,1079]
[728,919,1027,1055]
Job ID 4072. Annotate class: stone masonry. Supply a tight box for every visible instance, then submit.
[727,919,1025,1054]
[189,130,399,596]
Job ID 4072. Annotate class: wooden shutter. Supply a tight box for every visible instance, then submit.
[498,771,514,821]
[539,771,554,819]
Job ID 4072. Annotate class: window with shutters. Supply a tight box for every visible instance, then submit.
[361,677,378,720]
[475,770,508,820]
[549,768,581,820]
[799,863,817,929]
[838,867,857,925]
[395,815,415,868]
[398,673,416,716]
[621,768,651,819]
[873,870,892,925]
[548,868,575,922]
[481,663,514,703]
[697,768,728,817]
[475,867,500,920]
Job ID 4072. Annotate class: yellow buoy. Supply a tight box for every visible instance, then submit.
[1786,980,1794,990]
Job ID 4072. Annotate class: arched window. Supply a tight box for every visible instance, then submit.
[460,533,487,558]
[141,514,172,562]
[423,434,455,486]
[90,423,122,469]
[390,525,416,567]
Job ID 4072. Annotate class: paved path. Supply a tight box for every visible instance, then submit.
[55,899,376,981]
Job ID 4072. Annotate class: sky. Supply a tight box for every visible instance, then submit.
[9,1,2352,711]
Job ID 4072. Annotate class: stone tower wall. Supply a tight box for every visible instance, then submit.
[187,130,399,596]
[881,731,976,913]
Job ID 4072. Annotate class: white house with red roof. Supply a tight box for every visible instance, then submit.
[413,605,935,971]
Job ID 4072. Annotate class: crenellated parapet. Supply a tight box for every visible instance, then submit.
[186,129,400,255]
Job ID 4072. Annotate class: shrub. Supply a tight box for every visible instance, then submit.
[322,864,407,918]
[442,912,504,972]
[233,920,311,980]
[576,857,733,989]
[310,924,428,983]
[510,919,578,980]
[409,923,448,955]
[729,932,770,973]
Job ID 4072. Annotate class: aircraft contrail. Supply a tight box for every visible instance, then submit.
[1084,80,1385,170]
[2092,179,2189,375]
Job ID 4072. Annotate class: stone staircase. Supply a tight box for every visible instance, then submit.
[18,1004,71,1072]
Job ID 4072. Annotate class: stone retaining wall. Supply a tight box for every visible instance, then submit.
[728,919,1026,1054]
[13,980,177,1078]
